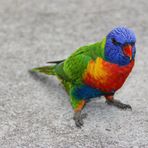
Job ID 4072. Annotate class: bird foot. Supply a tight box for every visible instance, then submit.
[73,111,87,128]
[106,99,132,110]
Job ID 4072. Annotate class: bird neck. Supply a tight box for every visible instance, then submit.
[93,37,106,60]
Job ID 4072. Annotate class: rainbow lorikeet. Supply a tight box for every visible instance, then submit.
[31,27,136,127]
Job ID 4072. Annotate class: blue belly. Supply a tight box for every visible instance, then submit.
[71,85,104,100]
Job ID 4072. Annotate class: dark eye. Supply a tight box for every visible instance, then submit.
[112,38,120,45]
[131,42,135,46]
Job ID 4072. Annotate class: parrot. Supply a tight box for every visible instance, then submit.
[30,26,136,128]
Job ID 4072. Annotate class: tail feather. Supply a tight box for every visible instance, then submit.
[31,66,55,75]
[46,59,65,64]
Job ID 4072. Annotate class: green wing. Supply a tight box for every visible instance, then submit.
[63,53,91,84]
[55,39,106,84]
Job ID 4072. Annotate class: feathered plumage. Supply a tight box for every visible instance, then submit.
[31,26,136,127]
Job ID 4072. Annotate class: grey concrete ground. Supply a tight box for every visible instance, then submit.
[0,0,148,147]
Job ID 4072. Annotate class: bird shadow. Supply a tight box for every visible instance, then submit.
[28,70,68,103]
[29,70,51,84]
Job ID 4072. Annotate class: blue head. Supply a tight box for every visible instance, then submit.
[105,27,136,66]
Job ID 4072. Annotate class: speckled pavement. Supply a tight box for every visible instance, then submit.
[0,0,148,147]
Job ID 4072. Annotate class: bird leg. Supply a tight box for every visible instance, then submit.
[73,100,87,128]
[105,95,132,110]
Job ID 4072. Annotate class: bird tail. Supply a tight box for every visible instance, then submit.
[31,65,56,75]
[30,59,65,75]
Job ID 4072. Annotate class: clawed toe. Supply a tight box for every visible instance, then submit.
[75,118,84,128]
[120,103,132,110]
[73,112,87,128]
[106,100,132,110]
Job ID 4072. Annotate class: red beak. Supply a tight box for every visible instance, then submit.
[123,44,132,60]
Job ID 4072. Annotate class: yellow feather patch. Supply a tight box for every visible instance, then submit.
[84,58,108,84]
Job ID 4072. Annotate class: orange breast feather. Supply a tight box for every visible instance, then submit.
[83,58,134,92]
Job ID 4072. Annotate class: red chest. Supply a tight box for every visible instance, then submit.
[83,58,134,92]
